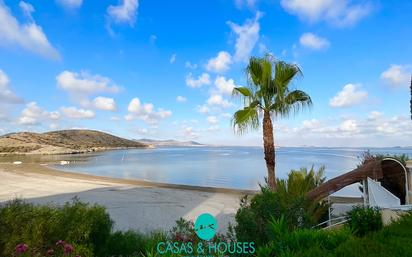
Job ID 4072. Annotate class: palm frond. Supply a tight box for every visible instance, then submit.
[232,55,312,133]
[274,61,302,92]
[232,87,253,97]
[231,106,259,134]
[246,57,263,88]
[270,90,312,117]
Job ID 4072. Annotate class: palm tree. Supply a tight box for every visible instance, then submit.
[232,55,312,191]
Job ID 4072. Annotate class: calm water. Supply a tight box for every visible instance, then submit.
[2,146,411,192]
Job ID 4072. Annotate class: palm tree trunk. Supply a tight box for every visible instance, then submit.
[263,110,276,191]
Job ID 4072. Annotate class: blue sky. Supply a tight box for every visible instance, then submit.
[0,0,411,146]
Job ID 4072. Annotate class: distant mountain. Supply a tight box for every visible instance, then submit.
[0,130,147,154]
[136,138,204,147]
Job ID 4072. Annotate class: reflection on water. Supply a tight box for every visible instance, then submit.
[1,147,411,190]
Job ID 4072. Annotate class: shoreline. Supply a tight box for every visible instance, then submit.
[0,163,248,233]
[0,162,256,195]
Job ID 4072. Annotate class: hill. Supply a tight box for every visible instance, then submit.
[137,138,204,147]
[0,130,147,155]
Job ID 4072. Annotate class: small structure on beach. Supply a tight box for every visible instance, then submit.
[308,158,411,207]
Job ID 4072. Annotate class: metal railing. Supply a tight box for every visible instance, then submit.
[312,216,348,229]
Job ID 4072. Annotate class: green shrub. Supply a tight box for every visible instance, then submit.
[346,206,383,236]
[104,230,168,257]
[234,166,329,246]
[104,230,146,256]
[255,211,412,257]
[255,216,352,257]
[0,199,112,257]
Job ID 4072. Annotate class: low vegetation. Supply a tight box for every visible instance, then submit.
[255,211,412,257]
[234,166,329,246]
[346,206,383,236]
[1,164,412,257]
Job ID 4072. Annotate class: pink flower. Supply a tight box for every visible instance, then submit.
[15,243,29,255]
[63,243,74,255]
[56,240,65,246]
[46,249,55,256]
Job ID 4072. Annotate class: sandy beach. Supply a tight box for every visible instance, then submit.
[0,163,249,233]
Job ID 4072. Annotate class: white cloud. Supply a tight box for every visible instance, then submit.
[180,126,199,139]
[207,116,219,125]
[134,128,149,135]
[339,119,358,132]
[280,0,373,27]
[107,0,138,26]
[185,73,211,88]
[380,64,411,87]
[185,61,198,69]
[206,51,232,73]
[60,106,95,119]
[176,96,187,103]
[19,1,34,20]
[0,2,60,59]
[235,0,257,9]
[18,102,60,125]
[299,32,330,50]
[126,97,172,124]
[287,114,412,146]
[197,105,210,114]
[367,111,383,121]
[149,34,157,44]
[170,53,177,64]
[0,69,24,104]
[329,84,368,108]
[92,96,117,111]
[302,119,321,129]
[227,12,261,62]
[207,94,232,108]
[221,113,232,119]
[206,125,220,132]
[214,76,238,95]
[110,116,121,121]
[56,70,121,96]
[56,0,83,9]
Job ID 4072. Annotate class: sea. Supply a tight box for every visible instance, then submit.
[2,146,411,196]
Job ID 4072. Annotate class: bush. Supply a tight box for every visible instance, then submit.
[346,206,383,236]
[104,230,167,257]
[104,230,146,256]
[256,212,412,257]
[255,216,352,257]
[0,199,112,257]
[234,166,329,246]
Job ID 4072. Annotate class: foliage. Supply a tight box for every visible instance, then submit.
[255,216,351,257]
[0,199,112,257]
[255,212,412,257]
[0,199,238,257]
[13,239,90,257]
[104,230,165,257]
[234,166,329,246]
[346,206,383,237]
[357,150,410,167]
[231,55,312,134]
[170,218,197,243]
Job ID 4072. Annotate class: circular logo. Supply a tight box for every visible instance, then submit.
[194,213,218,241]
